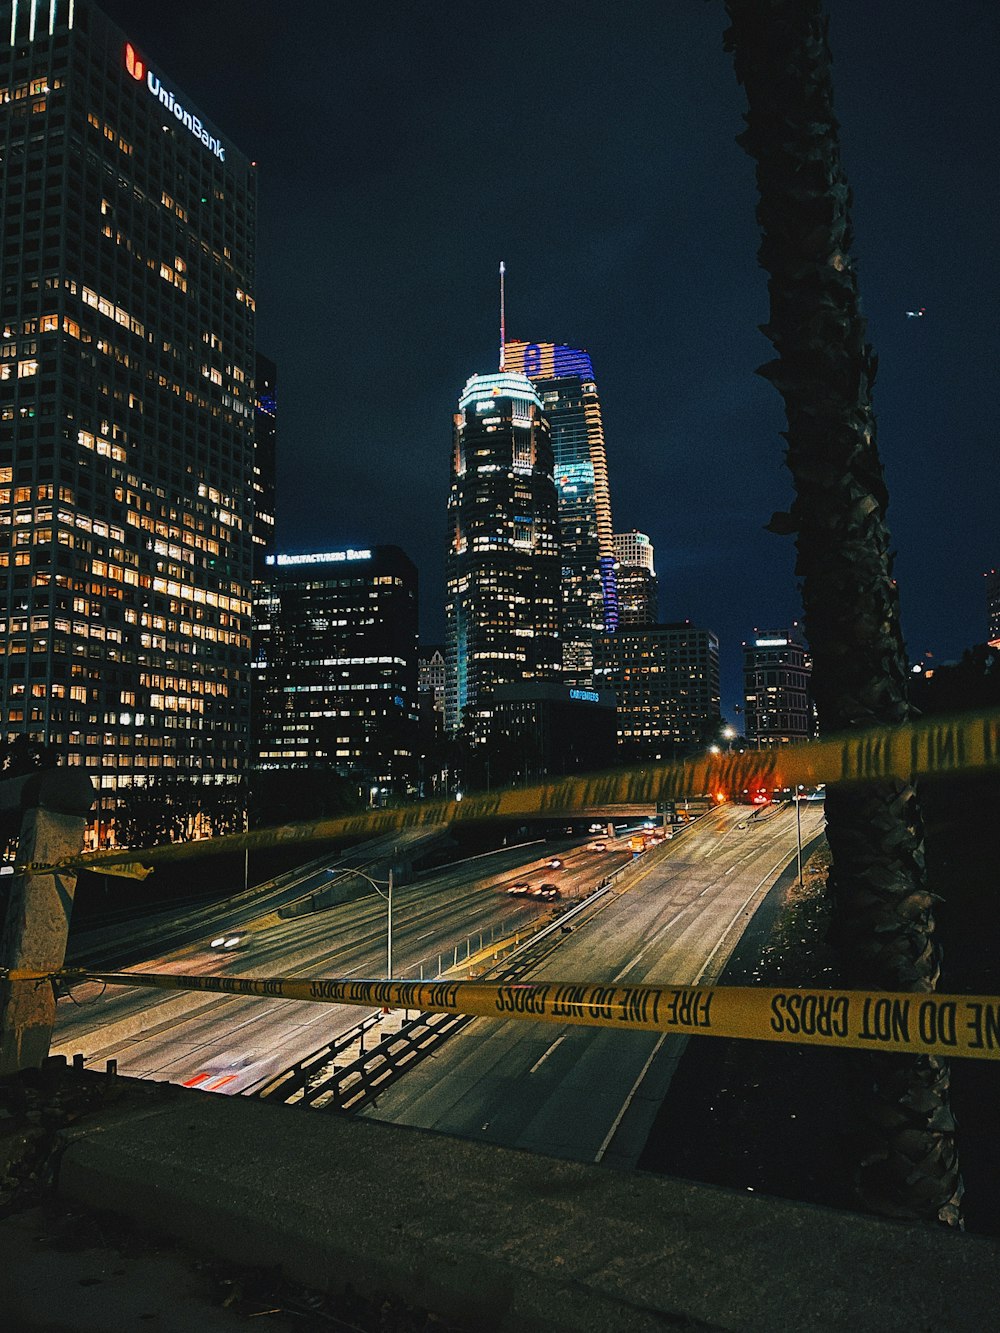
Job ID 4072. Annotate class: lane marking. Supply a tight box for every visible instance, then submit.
[529,1034,566,1074]
[693,845,798,986]
[594,1034,667,1163]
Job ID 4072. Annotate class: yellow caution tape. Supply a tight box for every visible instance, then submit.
[18,967,1000,1062]
[96,861,154,881]
[22,707,1000,879]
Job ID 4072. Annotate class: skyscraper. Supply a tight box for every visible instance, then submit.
[0,1,256,841]
[504,340,616,682]
[742,627,813,747]
[614,530,658,625]
[595,622,721,759]
[253,546,418,791]
[445,370,560,738]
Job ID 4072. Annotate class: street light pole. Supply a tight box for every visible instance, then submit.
[795,786,803,888]
[331,864,395,983]
[387,863,393,981]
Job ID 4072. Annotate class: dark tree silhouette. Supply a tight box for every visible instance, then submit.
[723,0,961,1223]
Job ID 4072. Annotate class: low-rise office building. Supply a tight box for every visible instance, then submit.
[488,680,618,785]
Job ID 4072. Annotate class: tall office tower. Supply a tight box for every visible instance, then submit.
[505,340,617,682]
[986,569,1000,648]
[595,622,720,759]
[742,627,813,747]
[252,353,276,578]
[0,1,256,842]
[614,530,658,625]
[445,370,561,739]
[252,546,418,792]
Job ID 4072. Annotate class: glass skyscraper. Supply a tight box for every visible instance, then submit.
[504,339,616,683]
[445,370,560,738]
[0,1,255,841]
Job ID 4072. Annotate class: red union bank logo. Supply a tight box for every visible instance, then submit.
[124,42,145,82]
[122,42,226,162]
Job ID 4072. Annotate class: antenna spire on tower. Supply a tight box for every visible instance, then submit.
[499,260,506,371]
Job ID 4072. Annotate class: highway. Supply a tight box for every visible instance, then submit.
[359,800,826,1168]
[51,830,637,1094]
[64,825,444,970]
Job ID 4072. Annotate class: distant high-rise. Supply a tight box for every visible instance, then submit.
[742,627,813,747]
[253,546,418,790]
[252,354,277,578]
[445,370,561,737]
[418,645,446,718]
[0,0,255,841]
[595,622,720,758]
[986,569,1000,647]
[505,340,616,681]
[614,530,658,625]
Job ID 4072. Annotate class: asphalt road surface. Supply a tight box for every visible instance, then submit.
[359,801,826,1169]
[51,832,637,1093]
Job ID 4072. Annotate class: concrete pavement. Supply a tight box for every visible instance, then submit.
[26,1069,1000,1333]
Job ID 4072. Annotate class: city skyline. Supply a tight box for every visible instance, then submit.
[91,1,998,714]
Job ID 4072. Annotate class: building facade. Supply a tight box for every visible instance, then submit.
[614,530,658,625]
[488,680,617,785]
[986,568,1000,648]
[505,340,617,681]
[252,352,276,579]
[0,0,256,840]
[742,627,813,746]
[595,621,720,759]
[417,644,445,719]
[445,370,561,738]
[252,546,418,791]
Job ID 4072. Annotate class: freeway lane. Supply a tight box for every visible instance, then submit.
[64,826,443,971]
[359,801,826,1167]
[50,836,635,1092]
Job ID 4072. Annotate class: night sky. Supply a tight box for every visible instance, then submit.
[99,1,999,717]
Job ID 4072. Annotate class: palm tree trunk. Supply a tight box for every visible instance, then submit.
[723,0,961,1224]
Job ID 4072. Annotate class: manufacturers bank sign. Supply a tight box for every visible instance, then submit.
[125,43,226,162]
